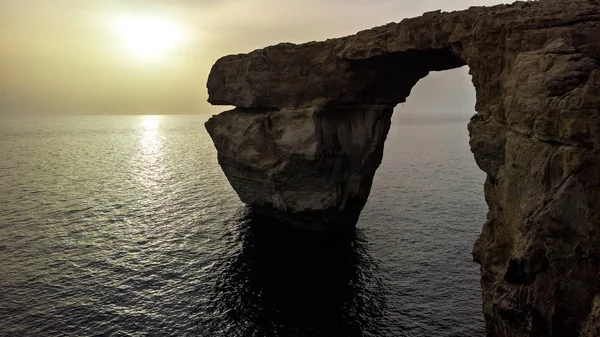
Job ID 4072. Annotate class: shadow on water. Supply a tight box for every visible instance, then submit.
[204,208,388,337]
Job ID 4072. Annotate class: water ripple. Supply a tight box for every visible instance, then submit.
[0,115,486,336]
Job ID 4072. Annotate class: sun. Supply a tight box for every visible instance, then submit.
[113,15,185,61]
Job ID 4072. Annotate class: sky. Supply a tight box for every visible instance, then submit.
[0,0,507,116]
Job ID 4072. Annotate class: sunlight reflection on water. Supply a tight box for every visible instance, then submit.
[135,115,164,190]
[141,115,160,130]
[0,115,486,337]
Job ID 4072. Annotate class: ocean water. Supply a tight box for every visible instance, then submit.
[0,114,486,336]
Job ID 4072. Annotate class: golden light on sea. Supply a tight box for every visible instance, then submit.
[141,115,160,130]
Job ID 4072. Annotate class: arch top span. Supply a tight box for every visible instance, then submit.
[205,0,600,336]
[207,0,598,110]
[207,41,466,108]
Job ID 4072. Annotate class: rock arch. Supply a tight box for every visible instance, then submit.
[205,1,600,336]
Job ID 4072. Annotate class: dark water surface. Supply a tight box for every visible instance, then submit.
[0,115,486,336]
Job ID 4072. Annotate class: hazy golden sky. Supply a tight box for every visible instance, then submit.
[0,0,505,115]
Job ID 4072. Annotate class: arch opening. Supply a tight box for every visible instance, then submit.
[359,66,486,334]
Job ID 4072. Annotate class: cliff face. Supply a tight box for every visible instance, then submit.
[205,0,600,336]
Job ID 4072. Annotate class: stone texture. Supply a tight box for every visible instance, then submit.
[206,105,392,231]
[205,0,600,336]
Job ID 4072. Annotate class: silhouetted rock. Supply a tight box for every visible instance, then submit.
[205,0,600,335]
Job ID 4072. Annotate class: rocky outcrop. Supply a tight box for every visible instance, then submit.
[205,105,392,231]
[205,0,600,336]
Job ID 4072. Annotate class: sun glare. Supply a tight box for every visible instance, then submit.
[142,115,160,130]
[113,15,185,61]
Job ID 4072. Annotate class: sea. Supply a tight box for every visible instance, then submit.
[0,114,487,337]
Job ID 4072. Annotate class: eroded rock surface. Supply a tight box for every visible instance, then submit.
[205,0,600,336]
[206,105,392,231]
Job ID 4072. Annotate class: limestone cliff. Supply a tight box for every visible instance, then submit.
[205,0,600,336]
[206,105,392,231]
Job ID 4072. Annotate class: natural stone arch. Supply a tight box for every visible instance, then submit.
[204,1,600,336]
